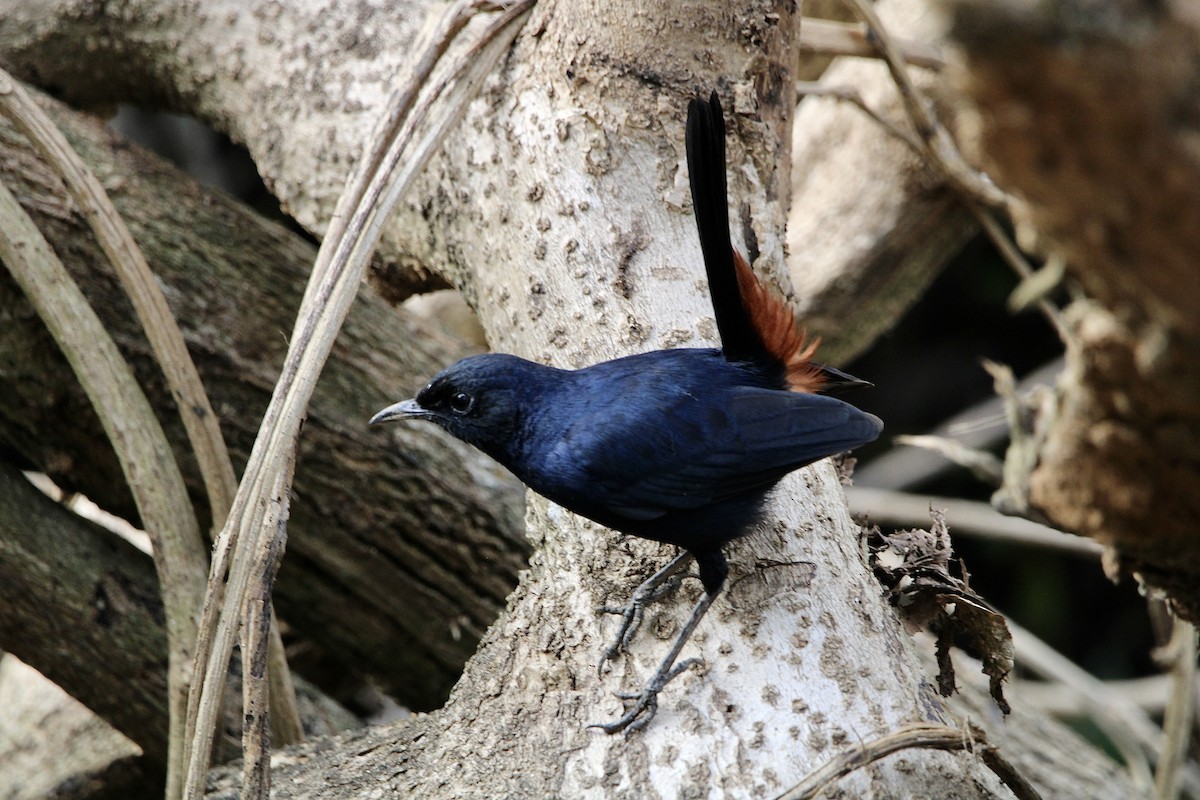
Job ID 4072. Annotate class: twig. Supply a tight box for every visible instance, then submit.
[799,18,945,70]
[795,81,923,153]
[266,618,303,750]
[774,722,1041,800]
[890,433,1004,485]
[1008,253,1067,313]
[846,486,1103,558]
[969,202,1068,339]
[1155,620,1197,800]
[0,67,304,757]
[841,0,1003,208]
[1014,673,1185,716]
[0,177,205,794]
[180,2,533,798]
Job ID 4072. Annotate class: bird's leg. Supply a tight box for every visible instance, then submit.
[597,551,693,675]
[590,589,718,736]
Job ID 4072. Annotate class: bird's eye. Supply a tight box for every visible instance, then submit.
[448,391,476,415]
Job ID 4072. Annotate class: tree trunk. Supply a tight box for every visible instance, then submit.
[0,462,169,768]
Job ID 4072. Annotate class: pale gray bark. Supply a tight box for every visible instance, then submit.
[0,655,151,800]
[789,0,978,363]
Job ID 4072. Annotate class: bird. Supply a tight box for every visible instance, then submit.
[371,92,882,734]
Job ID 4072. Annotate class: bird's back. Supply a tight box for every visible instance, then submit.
[512,348,880,550]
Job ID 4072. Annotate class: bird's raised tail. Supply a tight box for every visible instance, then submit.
[686,92,827,394]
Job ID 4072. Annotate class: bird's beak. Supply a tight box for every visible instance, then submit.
[369,398,429,426]
[816,364,874,394]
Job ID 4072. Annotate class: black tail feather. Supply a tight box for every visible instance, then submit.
[686,92,761,364]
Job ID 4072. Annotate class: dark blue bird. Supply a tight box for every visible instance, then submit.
[372,93,882,733]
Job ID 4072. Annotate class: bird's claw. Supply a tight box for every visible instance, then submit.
[596,619,638,677]
[587,691,659,736]
[589,657,702,736]
[592,558,712,734]
[595,554,692,676]
[596,589,658,675]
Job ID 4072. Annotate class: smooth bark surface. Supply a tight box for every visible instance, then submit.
[0,655,153,800]
[789,0,978,363]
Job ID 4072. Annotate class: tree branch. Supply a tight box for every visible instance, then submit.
[0,462,361,791]
[788,0,979,363]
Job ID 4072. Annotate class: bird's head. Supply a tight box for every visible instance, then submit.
[370,353,547,463]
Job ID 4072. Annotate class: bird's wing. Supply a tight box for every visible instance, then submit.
[544,386,882,522]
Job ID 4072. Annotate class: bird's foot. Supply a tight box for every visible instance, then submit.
[596,551,692,676]
[597,575,683,670]
[590,590,718,735]
[588,657,701,736]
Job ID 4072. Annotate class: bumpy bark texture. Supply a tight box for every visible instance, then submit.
[191,0,1010,794]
